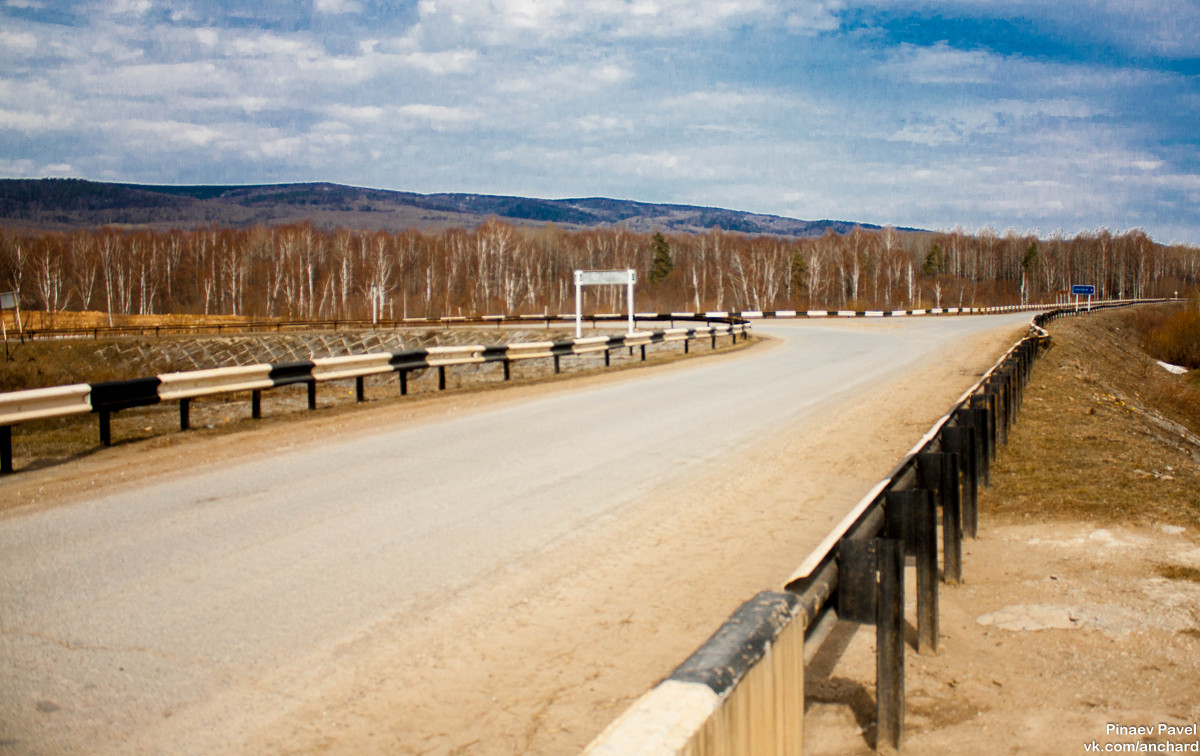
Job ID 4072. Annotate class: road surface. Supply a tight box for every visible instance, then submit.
[0,314,1032,754]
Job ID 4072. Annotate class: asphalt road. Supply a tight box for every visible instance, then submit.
[0,314,1032,754]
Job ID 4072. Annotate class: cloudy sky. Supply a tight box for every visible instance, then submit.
[2,0,1199,243]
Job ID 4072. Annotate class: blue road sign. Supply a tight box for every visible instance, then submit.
[1071,285,1096,296]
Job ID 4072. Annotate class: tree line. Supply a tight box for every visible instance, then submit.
[0,221,1196,324]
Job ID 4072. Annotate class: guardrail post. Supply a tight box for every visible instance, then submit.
[1,425,12,474]
[307,381,317,410]
[554,354,561,374]
[877,537,905,752]
[355,376,365,402]
[943,425,978,539]
[503,359,511,380]
[838,539,877,624]
[887,489,938,654]
[639,344,646,361]
[683,338,689,354]
[711,331,717,349]
[438,366,446,391]
[398,370,408,395]
[99,410,112,447]
[968,396,996,472]
[179,398,190,431]
[995,373,1011,444]
[252,389,262,419]
[942,453,962,583]
[604,349,610,367]
[918,453,961,585]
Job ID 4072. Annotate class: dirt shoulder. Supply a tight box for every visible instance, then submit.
[805,307,1200,755]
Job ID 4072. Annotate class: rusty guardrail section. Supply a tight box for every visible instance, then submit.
[583,300,1164,755]
[0,321,749,474]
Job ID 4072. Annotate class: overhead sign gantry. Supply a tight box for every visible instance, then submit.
[573,269,637,338]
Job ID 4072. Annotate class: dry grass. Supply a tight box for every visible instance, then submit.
[1159,564,1200,582]
[982,305,1200,529]
[1127,298,1200,369]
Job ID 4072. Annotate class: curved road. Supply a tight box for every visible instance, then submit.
[0,314,1032,754]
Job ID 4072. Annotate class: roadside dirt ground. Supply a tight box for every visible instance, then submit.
[805,309,1200,755]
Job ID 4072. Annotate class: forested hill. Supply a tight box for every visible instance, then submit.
[0,178,889,237]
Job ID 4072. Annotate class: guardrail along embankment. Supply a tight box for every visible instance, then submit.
[0,319,750,474]
[584,299,1169,755]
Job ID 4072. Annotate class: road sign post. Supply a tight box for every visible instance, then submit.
[574,269,637,338]
[1071,284,1095,312]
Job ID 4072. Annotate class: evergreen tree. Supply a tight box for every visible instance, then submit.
[923,243,945,275]
[790,251,808,296]
[649,231,674,284]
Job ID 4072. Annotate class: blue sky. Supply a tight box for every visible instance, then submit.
[2,1,1199,244]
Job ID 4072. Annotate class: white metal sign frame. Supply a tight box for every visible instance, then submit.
[574,269,637,337]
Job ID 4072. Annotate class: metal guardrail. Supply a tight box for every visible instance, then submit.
[1,301,1122,341]
[584,298,1170,755]
[0,322,749,474]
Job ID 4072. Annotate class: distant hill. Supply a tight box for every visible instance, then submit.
[0,178,905,237]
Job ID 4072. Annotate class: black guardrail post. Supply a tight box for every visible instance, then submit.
[887,489,938,653]
[180,398,191,431]
[1,425,12,474]
[252,389,262,419]
[837,539,877,624]
[503,359,511,380]
[307,380,317,410]
[943,424,978,539]
[355,376,365,403]
[398,370,408,395]
[438,366,446,391]
[942,452,962,583]
[919,452,962,585]
[968,396,996,473]
[877,537,905,751]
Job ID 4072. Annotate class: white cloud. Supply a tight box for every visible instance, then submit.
[0,158,37,175]
[195,28,219,48]
[396,103,479,125]
[106,0,153,17]
[314,0,363,14]
[399,48,479,74]
[885,42,999,85]
[123,119,223,147]
[0,30,39,55]
[415,0,827,41]
[0,108,73,132]
[324,104,387,123]
[576,114,634,132]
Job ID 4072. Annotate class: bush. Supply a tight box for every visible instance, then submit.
[1144,307,1200,369]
